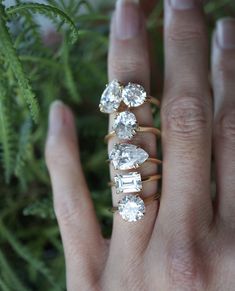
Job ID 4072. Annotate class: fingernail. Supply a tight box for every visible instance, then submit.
[49,100,65,134]
[115,0,141,40]
[217,18,235,49]
[170,0,195,10]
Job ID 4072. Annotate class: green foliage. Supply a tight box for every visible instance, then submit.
[0,0,234,290]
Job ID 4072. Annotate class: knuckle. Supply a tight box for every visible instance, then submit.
[215,110,235,140]
[109,56,148,79]
[166,238,205,290]
[162,97,211,138]
[167,23,205,48]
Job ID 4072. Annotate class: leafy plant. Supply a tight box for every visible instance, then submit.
[0,0,234,289]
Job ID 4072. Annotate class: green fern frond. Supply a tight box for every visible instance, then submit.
[0,4,39,123]
[14,118,32,178]
[0,278,10,291]
[0,249,29,291]
[0,82,15,183]
[6,2,79,44]
[0,221,60,290]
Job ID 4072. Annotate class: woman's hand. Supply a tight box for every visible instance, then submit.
[45,0,235,290]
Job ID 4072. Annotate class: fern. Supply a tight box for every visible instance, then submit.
[0,278,10,291]
[0,221,61,290]
[6,2,79,44]
[0,3,39,123]
[0,81,15,183]
[14,118,32,179]
[0,249,29,291]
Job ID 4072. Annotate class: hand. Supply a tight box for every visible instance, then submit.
[45,0,235,290]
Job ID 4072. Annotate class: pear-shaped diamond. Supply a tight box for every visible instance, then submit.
[109,143,149,170]
[118,195,145,222]
[113,111,138,140]
[122,83,147,107]
[99,80,123,113]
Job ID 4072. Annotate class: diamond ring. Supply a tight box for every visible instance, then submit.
[99,80,160,114]
[109,172,162,194]
[104,111,161,141]
[111,193,161,222]
[108,143,162,170]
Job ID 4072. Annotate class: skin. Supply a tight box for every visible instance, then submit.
[45,0,235,290]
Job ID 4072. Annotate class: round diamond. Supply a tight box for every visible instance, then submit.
[118,195,145,222]
[99,80,123,113]
[122,83,147,107]
[113,111,138,140]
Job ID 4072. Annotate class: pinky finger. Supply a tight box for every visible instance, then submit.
[45,101,106,289]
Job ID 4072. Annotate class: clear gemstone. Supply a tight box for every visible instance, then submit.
[122,83,147,107]
[118,195,145,222]
[109,143,149,170]
[99,80,123,113]
[113,111,138,140]
[114,172,142,194]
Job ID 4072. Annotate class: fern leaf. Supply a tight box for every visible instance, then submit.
[0,278,10,291]
[0,221,61,290]
[0,249,29,291]
[14,118,32,178]
[0,4,39,123]
[0,81,15,183]
[6,2,79,44]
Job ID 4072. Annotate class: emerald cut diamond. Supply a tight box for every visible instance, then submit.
[114,172,142,194]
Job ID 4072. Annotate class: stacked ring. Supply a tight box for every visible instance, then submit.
[104,111,161,141]
[99,80,162,222]
[109,172,162,194]
[99,80,160,114]
[111,193,161,222]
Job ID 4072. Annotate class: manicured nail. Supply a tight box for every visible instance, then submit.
[217,18,235,49]
[49,100,65,134]
[170,0,195,10]
[115,0,141,40]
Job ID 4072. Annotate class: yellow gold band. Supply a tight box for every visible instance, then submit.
[104,126,161,142]
[111,192,161,213]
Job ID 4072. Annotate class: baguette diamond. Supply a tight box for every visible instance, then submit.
[109,144,149,170]
[118,195,145,222]
[114,172,142,194]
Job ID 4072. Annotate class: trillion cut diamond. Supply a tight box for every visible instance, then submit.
[109,143,149,170]
[99,80,123,113]
[113,111,138,140]
[118,195,145,222]
[114,172,142,194]
[122,83,147,107]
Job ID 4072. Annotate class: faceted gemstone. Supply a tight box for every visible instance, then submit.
[122,83,147,108]
[118,195,145,222]
[114,172,142,194]
[113,111,138,140]
[109,143,149,170]
[99,80,123,113]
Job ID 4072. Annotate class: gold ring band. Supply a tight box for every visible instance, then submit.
[111,192,161,213]
[105,126,161,142]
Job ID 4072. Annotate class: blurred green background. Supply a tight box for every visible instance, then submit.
[0,0,234,290]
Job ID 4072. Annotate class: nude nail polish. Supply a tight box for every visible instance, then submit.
[170,0,195,10]
[115,0,141,40]
[217,18,235,49]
